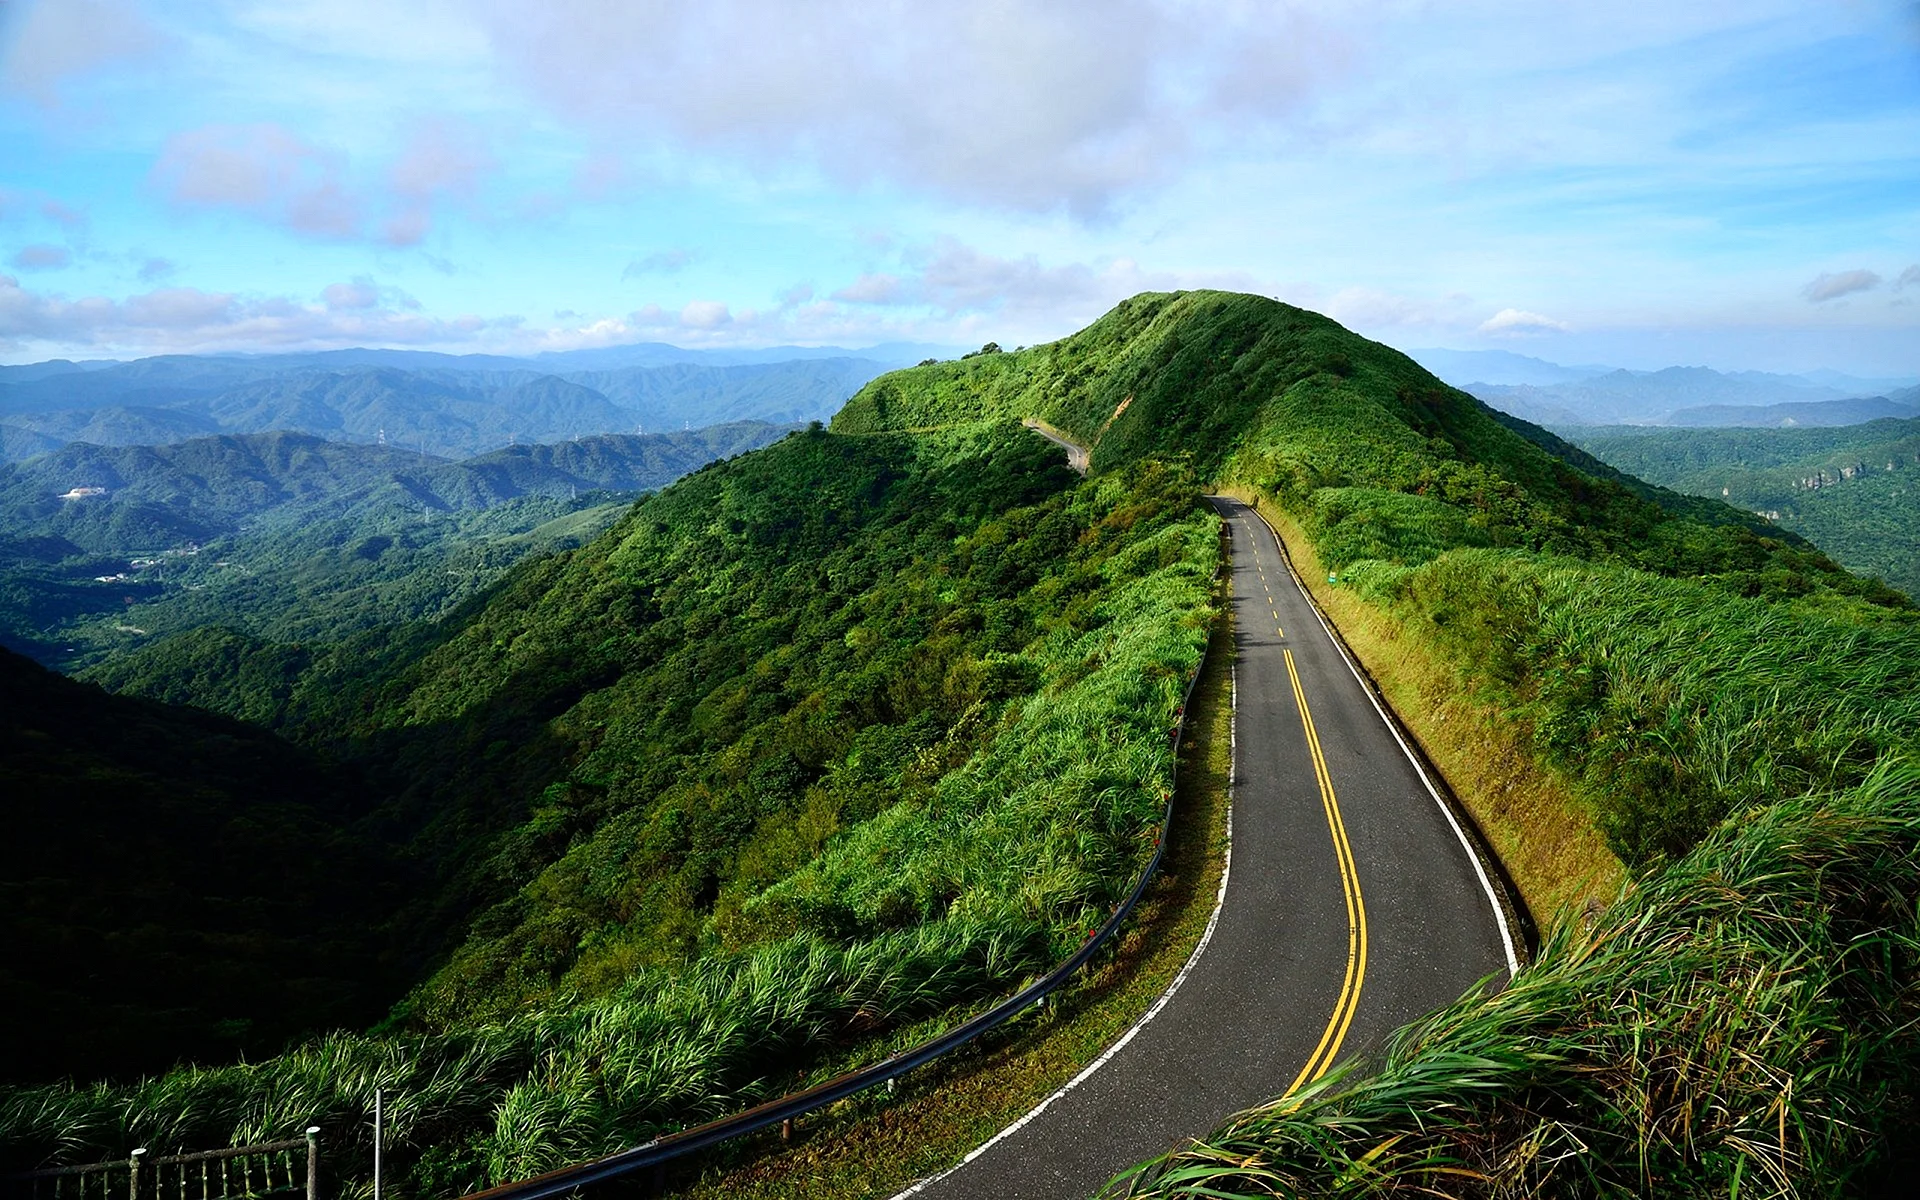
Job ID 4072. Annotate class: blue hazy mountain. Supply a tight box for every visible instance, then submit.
[0,345,946,461]
[0,423,798,555]
[1404,347,1615,386]
[1405,349,1919,429]
[1466,368,1917,428]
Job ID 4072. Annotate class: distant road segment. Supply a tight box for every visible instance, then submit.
[895,495,1516,1200]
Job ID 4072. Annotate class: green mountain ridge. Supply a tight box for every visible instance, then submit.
[7,291,1919,1197]
[841,292,1920,1194]
[3,415,1217,1192]
[1575,417,1920,597]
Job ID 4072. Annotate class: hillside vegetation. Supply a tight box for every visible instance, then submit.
[0,648,398,1083]
[0,424,793,667]
[1577,418,1920,598]
[1,421,1217,1194]
[835,291,1920,1194]
[11,291,1917,1196]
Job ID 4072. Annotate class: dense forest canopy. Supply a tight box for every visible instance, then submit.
[1576,417,1920,598]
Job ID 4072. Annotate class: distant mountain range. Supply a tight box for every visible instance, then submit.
[0,423,799,668]
[0,342,953,461]
[0,423,797,560]
[1404,348,1920,430]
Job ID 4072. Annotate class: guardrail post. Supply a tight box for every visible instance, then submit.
[304,1129,319,1200]
[128,1149,145,1200]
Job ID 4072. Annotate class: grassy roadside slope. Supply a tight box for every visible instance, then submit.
[666,580,1234,1199]
[839,290,1920,1195]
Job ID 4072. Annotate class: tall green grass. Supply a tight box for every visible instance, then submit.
[1111,761,1920,1198]
[1341,549,1920,865]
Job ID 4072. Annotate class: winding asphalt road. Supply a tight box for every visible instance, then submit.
[893,495,1518,1199]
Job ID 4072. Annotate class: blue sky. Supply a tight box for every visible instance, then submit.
[1,0,1916,373]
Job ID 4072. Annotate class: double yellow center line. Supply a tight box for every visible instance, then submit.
[1282,643,1368,1093]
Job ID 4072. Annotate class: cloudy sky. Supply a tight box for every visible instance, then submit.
[1,0,1917,373]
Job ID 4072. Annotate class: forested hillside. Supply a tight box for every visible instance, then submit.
[0,423,793,667]
[0,648,398,1083]
[1576,418,1920,598]
[1,420,1217,1194]
[836,291,1920,1195]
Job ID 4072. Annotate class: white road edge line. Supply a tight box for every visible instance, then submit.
[887,659,1239,1200]
[1243,501,1522,978]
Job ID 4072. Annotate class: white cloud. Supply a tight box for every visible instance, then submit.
[831,239,1184,318]
[384,118,495,246]
[322,280,379,311]
[0,0,168,108]
[0,188,88,236]
[322,276,421,312]
[477,1,1367,214]
[1322,287,1446,330]
[621,249,696,279]
[1478,308,1571,335]
[39,199,85,230]
[151,123,362,238]
[148,119,497,247]
[0,273,507,357]
[10,244,71,271]
[832,273,906,304]
[1896,265,1920,290]
[805,239,1286,349]
[226,0,489,67]
[678,300,732,329]
[1801,269,1882,303]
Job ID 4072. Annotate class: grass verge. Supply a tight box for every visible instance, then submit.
[1219,485,1622,929]
[1110,763,1920,1198]
[661,551,1237,1199]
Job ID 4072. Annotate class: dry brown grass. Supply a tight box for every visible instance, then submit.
[1220,487,1623,929]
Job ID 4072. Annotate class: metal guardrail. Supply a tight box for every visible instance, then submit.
[9,1131,320,1200]
[467,551,1224,1200]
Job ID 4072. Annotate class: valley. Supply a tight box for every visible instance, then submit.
[1574,418,1920,598]
[0,422,797,670]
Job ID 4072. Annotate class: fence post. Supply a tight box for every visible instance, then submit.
[372,1092,382,1200]
[128,1149,145,1200]
[305,1129,320,1200]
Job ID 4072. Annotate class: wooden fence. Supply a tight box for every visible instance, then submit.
[8,1130,319,1200]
